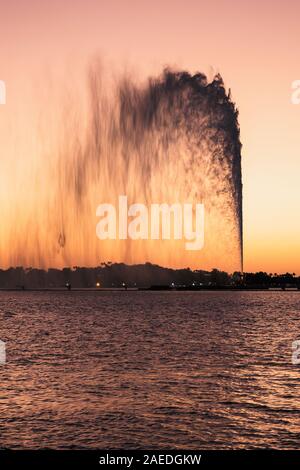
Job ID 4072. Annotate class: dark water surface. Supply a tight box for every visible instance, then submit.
[0,291,299,449]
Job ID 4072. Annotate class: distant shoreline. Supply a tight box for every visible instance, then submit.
[1,263,299,290]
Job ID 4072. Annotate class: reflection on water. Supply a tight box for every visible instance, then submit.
[0,291,299,449]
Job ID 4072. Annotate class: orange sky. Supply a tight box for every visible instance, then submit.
[0,0,299,273]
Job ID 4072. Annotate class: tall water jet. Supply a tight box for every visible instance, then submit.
[0,63,243,272]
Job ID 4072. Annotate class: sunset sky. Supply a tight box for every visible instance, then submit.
[0,0,299,273]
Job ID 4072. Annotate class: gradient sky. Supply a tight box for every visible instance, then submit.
[1,0,300,273]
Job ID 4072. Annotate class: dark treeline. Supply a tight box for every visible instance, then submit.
[0,263,299,289]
